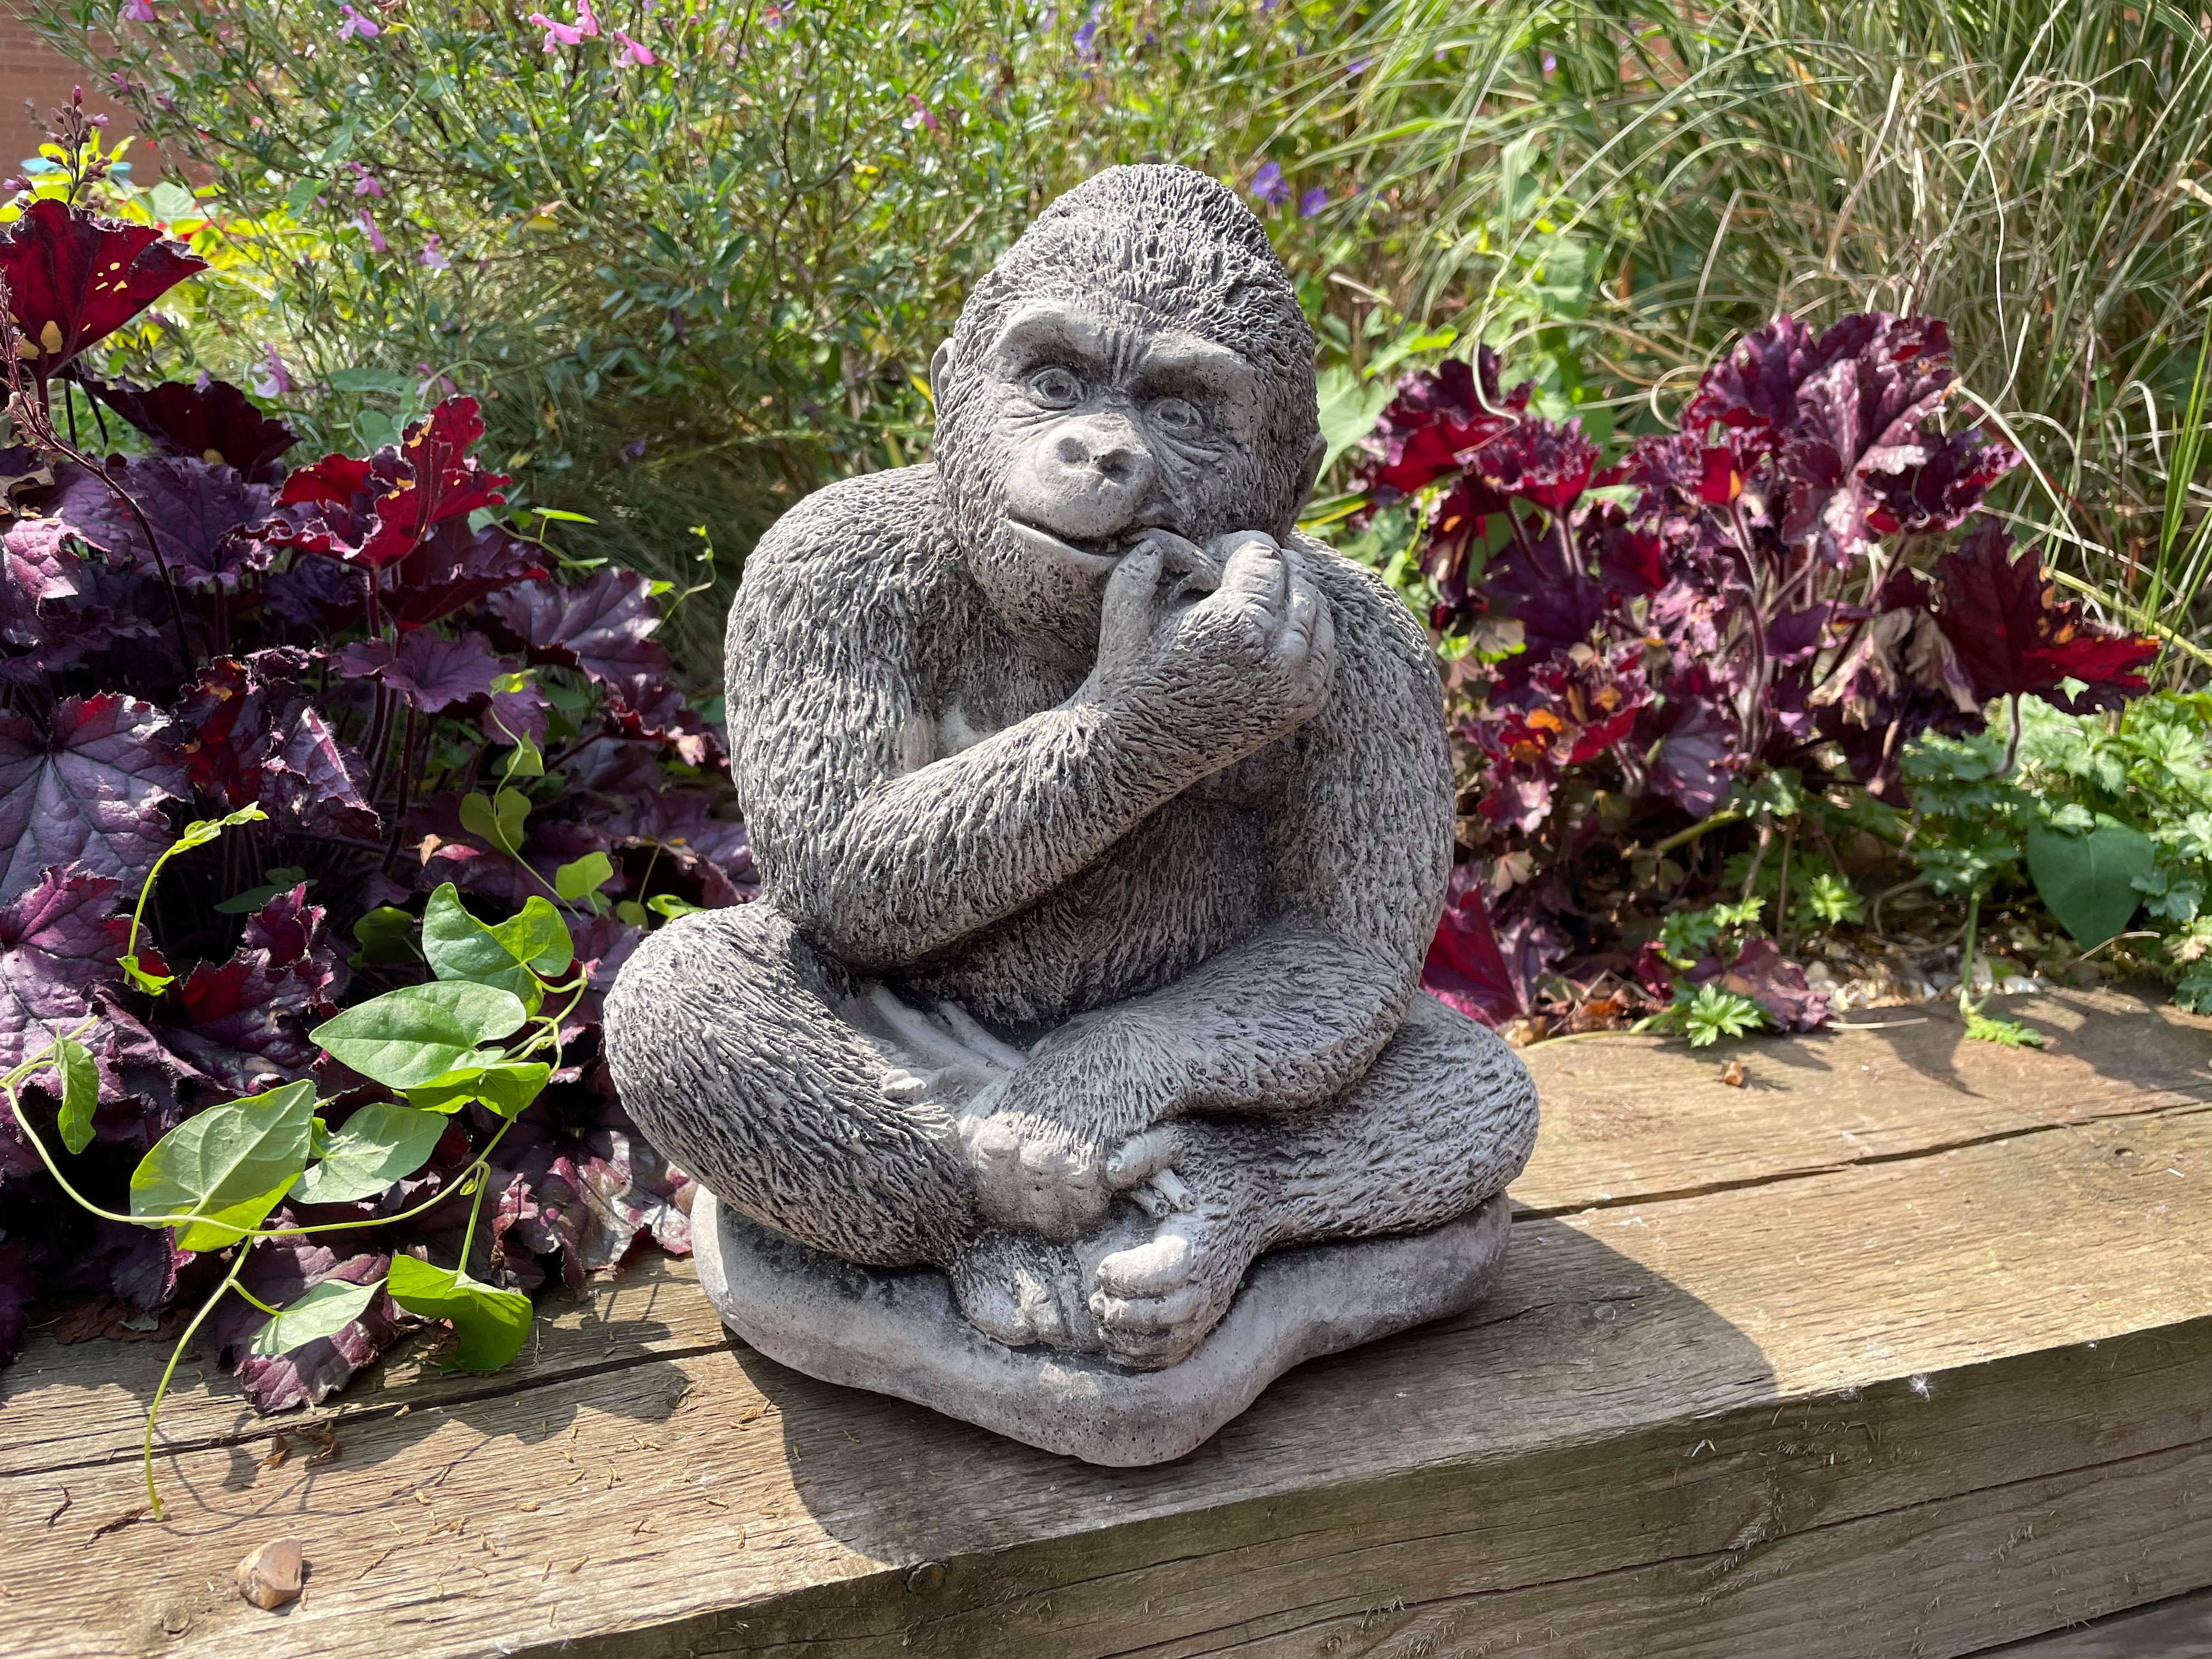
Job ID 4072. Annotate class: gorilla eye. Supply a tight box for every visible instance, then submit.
[1026,365,1084,408]
[1149,396,1202,434]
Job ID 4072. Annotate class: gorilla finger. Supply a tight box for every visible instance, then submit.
[935,1001,1030,1071]
[1216,539,1289,610]
[1095,1228,1195,1296]
[879,1068,930,1102]
[1106,1126,1180,1188]
[1089,1280,1213,1332]
[867,985,978,1070]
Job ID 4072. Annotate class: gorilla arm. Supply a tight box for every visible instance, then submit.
[730,490,1269,974]
[985,549,1455,1147]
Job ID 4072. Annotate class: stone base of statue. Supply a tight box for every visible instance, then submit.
[693,1189,1515,1466]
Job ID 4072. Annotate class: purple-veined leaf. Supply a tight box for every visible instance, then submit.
[0,693,187,894]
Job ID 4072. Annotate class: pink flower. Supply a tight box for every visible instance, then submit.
[347,160,383,198]
[902,94,940,133]
[120,0,156,21]
[527,0,597,48]
[612,28,654,64]
[249,344,292,398]
[417,234,449,269]
[354,208,387,252]
[336,3,380,39]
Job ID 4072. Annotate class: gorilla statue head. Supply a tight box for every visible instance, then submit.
[930,165,1325,664]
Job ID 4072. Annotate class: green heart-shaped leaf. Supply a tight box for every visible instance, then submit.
[131,1080,317,1250]
[248,1276,384,1357]
[2025,817,2155,946]
[405,1059,551,1120]
[295,1102,447,1204]
[311,981,529,1088]
[52,1034,98,1156]
[385,1255,532,1371]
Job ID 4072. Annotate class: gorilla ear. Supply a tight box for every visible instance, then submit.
[929,340,955,410]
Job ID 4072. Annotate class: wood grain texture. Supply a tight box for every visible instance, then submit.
[2,987,2208,1658]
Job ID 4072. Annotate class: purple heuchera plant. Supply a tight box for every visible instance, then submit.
[0,199,755,1396]
[1353,314,2156,1029]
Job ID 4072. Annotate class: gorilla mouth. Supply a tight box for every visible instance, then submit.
[1005,517,1137,566]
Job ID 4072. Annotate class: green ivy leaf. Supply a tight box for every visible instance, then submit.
[247,1277,383,1357]
[52,1034,98,1156]
[646,893,705,922]
[405,1059,551,1120]
[311,981,529,1088]
[352,905,420,966]
[385,1255,532,1371]
[295,1102,447,1203]
[459,787,531,852]
[554,851,615,904]
[130,1080,318,1250]
[420,887,572,1007]
[120,953,175,995]
[214,867,311,915]
[2025,819,2155,946]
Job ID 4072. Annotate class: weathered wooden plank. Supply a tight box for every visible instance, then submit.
[8,986,2203,1481]
[4,1070,2208,1659]
[1982,1588,2212,1657]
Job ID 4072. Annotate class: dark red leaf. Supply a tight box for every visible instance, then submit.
[1466,415,1600,514]
[84,375,298,483]
[483,565,670,689]
[211,1241,402,1413]
[1353,349,1532,498]
[1641,674,1741,816]
[162,885,348,1092]
[1707,938,1829,1031]
[1866,428,2021,536]
[0,199,205,379]
[336,629,509,713]
[0,865,125,1073]
[1933,522,2159,711]
[0,694,187,893]
[4,455,274,592]
[350,398,507,570]
[1421,865,1522,1026]
[388,519,546,631]
[165,654,379,840]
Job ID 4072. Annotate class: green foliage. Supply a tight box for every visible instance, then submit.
[1963,1010,2045,1048]
[1647,983,1769,1048]
[2022,820,2154,947]
[385,1257,533,1373]
[128,1080,317,1251]
[1336,0,2212,650]
[0,810,590,1516]
[33,0,1380,671]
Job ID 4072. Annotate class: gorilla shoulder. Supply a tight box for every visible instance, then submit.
[743,464,956,592]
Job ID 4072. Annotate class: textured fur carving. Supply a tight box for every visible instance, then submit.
[606,165,1537,1369]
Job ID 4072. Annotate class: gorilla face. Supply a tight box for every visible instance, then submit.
[935,299,1310,665]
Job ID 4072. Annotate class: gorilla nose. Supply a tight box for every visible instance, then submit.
[1054,426,1149,488]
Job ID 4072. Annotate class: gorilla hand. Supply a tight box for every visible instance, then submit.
[872,985,1182,1241]
[1084,528,1336,762]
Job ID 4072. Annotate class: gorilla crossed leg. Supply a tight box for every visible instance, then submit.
[613,901,1536,1368]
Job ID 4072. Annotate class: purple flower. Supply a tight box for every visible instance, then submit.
[120,0,156,20]
[1249,161,1290,209]
[347,161,383,198]
[250,344,292,398]
[902,93,940,133]
[622,438,647,461]
[612,28,654,64]
[1345,55,1370,76]
[1300,185,1328,218]
[336,3,380,38]
[1542,50,1556,74]
[354,208,387,253]
[417,234,449,270]
[1073,4,1100,57]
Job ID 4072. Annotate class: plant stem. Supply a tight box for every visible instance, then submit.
[1653,806,1743,855]
[143,1251,247,1519]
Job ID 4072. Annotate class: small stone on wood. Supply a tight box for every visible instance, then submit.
[234,1538,305,1610]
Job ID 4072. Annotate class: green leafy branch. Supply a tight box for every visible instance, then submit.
[4,811,588,1517]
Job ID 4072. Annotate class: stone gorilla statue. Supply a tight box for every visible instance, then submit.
[606,165,1537,1375]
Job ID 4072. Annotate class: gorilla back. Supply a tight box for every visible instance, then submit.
[604,166,1538,1455]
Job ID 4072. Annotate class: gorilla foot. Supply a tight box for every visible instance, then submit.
[950,1231,1099,1351]
[1086,1156,1272,1369]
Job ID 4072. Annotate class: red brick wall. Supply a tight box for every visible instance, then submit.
[0,10,144,167]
